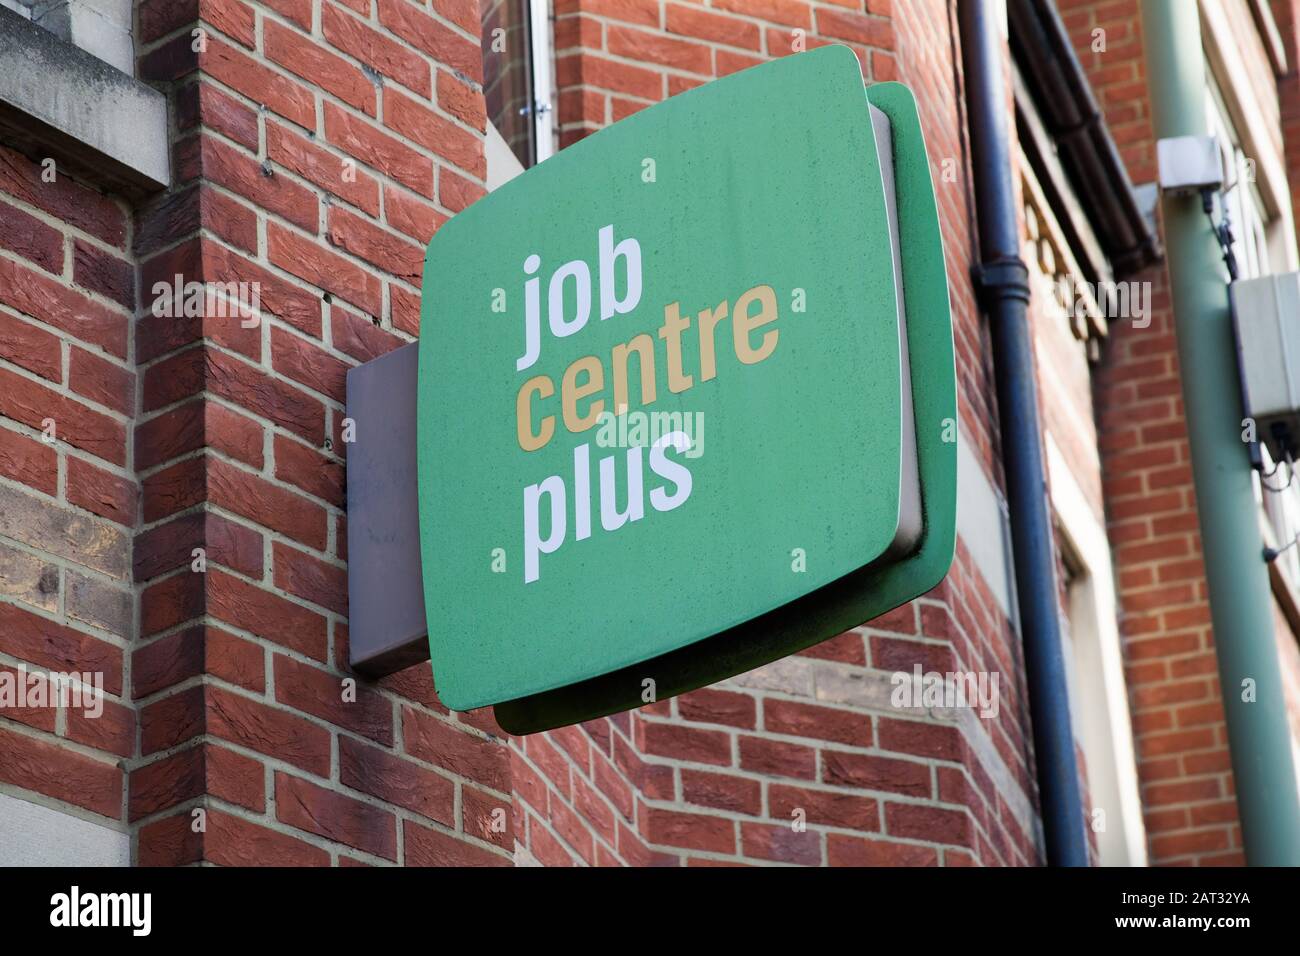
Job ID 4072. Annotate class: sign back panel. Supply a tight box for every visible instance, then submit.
[417,47,903,711]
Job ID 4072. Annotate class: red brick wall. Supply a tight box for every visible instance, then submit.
[0,0,519,866]
[1062,0,1300,865]
[125,0,516,866]
[553,0,893,144]
[0,145,136,828]
[1063,0,1238,868]
[512,543,1041,866]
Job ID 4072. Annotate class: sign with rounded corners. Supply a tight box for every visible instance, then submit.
[413,47,954,725]
[493,79,957,733]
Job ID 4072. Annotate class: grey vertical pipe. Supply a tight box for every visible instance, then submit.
[1141,0,1300,865]
[959,0,1090,865]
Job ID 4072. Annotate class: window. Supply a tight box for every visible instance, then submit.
[1204,71,1272,281]
[480,0,554,188]
[0,0,167,189]
[1049,441,1148,866]
[3,0,135,75]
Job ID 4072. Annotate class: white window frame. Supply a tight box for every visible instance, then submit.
[528,0,555,164]
[484,0,554,188]
[1048,436,1149,866]
[1204,74,1271,281]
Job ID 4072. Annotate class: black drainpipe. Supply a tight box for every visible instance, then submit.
[958,0,1090,866]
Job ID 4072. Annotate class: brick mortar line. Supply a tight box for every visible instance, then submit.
[0,781,129,832]
[0,537,131,599]
[128,323,343,421]
[208,12,490,181]
[720,651,1041,841]
[140,190,427,338]
[132,376,345,474]
[128,674,512,808]
[0,165,136,263]
[554,19,804,61]
[0,584,131,650]
[400,0,483,48]
[125,625,508,789]
[0,714,126,773]
[0,423,135,501]
[0,271,133,363]
[511,742,632,824]
[514,710,994,862]
[561,2,890,48]
[141,29,489,193]
[176,443,345,522]
[133,781,505,866]
[130,382,342,458]
[134,558,345,642]
[297,2,487,139]
[0,358,135,436]
[0,651,129,715]
[129,392,345,492]
[518,805,593,865]
[138,170,420,315]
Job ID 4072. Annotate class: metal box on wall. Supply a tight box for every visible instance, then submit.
[1233,271,1300,459]
[345,342,427,676]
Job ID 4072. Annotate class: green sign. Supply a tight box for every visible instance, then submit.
[416,47,955,729]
